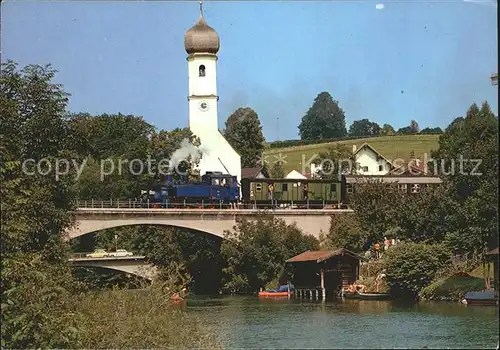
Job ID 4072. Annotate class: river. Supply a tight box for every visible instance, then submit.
[183,296,498,349]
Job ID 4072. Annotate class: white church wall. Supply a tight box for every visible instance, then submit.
[187,55,218,97]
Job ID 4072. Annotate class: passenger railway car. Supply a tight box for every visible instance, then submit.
[240,177,348,209]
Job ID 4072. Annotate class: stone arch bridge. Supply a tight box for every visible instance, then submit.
[66,208,353,240]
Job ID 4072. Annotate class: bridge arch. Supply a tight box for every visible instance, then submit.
[66,220,230,240]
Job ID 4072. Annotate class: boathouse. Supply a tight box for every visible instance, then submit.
[285,248,363,300]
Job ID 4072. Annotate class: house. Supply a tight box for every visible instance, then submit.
[241,167,266,180]
[352,143,393,175]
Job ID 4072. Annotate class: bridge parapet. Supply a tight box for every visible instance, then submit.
[75,200,351,210]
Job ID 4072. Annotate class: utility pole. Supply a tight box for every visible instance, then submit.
[276,116,279,141]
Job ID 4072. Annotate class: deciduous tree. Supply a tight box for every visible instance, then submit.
[298,92,347,140]
[223,107,266,168]
[348,118,381,137]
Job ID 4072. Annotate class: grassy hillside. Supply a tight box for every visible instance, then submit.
[263,134,441,174]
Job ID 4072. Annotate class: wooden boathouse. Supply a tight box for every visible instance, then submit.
[285,248,363,301]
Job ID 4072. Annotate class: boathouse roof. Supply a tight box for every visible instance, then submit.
[285,248,363,263]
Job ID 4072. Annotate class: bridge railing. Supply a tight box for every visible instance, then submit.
[75,199,349,210]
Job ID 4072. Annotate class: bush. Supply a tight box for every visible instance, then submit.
[419,275,486,301]
[75,284,221,349]
[382,243,451,298]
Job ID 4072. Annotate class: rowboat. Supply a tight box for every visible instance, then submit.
[463,291,498,306]
[342,291,392,300]
[258,291,292,297]
[357,292,392,300]
[258,285,293,298]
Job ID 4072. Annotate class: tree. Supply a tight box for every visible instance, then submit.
[420,127,443,134]
[349,179,404,243]
[409,120,420,133]
[323,214,367,252]
[380,124,396,136]
[1,61,82,348]
[395,185,453,244]
[397,120,420,135]
[269,159,285,178]
[383,243,451,298]
[396,126,412,135]
[298,92,347,140]
[221,215,319,294]
[348,119,381,137]
[223,107,266,168]
[431,101,498,257]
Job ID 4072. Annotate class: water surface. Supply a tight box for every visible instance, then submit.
[185,296,499,349]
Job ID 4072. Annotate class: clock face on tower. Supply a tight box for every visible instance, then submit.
[199,101,209,112]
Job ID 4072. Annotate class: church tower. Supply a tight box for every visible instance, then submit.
[184,1,241,184]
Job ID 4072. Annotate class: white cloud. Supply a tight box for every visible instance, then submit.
[375,3,385,10]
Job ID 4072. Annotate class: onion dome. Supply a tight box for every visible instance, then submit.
[184,5,220,55]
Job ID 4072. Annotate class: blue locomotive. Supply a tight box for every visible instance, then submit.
[140,171,239,208]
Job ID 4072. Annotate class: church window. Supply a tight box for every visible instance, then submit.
[199,65,206,77]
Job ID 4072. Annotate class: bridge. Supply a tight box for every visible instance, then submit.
[67,205,353,240]
[68,254,157,280]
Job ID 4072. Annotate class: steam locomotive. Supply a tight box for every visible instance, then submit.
[139,172,240,208]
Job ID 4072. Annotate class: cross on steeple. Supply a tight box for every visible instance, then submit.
[199,0,203,16]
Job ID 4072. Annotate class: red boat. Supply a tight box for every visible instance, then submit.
[258,285,294,297]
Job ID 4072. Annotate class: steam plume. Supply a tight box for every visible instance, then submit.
[168,138,207,171]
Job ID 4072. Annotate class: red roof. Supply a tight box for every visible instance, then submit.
[285,248,362,263]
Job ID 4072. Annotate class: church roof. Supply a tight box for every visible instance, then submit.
[184,3,220,55]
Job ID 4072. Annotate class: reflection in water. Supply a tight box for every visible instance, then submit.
[186,296,499,349]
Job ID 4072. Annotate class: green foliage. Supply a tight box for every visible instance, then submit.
[350,179,404,242]
[419,274,485,301]
[221,216,319,294]
[1,253,84,349]
[323,214,367,252]
[75,287,221,349]
[298,91,347,140]
[397,120,420,135]
[348,118,381,137]
[395,185,452,243]
[420,127,443,134]
[432,101,498,256]
[223,107,266,168]
[268,159,285,178]
[380,124,396,136]
[383,243,451,298]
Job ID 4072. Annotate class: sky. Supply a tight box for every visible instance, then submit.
[2,0,498,141]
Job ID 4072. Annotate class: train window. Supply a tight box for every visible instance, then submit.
[282,184,288,191]
[212,179,220,185]
[255,184,262,192]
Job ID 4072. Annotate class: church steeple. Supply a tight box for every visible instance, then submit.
[184,0,220,55]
